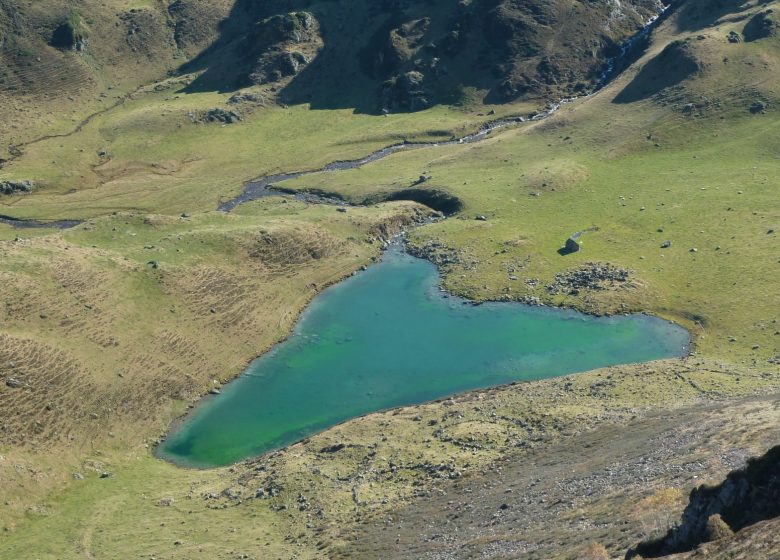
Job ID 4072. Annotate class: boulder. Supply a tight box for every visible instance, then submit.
[564,237,581,254]
[750,101,767,114]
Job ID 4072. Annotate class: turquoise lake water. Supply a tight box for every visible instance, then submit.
[157,245,689,468]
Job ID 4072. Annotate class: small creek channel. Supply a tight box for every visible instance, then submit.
[157,243,690,468]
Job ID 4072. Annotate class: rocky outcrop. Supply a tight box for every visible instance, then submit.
[241,12,321,86]
[627,444,780,558]
[199,108,241,124]
[0,179,35,195]
[546,263,630,295]
[184,0,663,111]
[380,71,431,112]
[227,92,265,105]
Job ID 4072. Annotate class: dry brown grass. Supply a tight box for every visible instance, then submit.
[0,201,430,528]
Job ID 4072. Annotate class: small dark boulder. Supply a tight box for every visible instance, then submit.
[750,101,767,114]
[727,30,742,43]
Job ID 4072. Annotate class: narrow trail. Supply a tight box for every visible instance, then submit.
[1,7,670,229]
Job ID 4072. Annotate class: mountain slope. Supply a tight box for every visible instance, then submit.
[184,0,665,111]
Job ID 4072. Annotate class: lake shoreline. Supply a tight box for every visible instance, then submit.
[155,239,691,470]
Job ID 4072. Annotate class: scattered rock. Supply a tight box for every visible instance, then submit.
[661,241,672,249]
[0,180,35,195]
[200,108,242,124]
[99,471,112,478]
[227,92,265,105]
[406,239,477,271]
[750,101,767,114]
[319,443,346,454]
[475,215,488,221]
[546,263,630,295]
[727,30,742,43]
[157,497,175,507]
[147,260,159,269]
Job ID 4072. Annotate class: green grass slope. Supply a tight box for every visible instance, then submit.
[0,0,780,558]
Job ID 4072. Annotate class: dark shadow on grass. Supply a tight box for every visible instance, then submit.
[673,0,773,32]
[613,39,701,104]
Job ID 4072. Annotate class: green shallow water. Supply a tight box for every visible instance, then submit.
[158,245,689,468]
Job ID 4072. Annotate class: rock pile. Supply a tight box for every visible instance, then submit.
[227,92,265,105]
[546,263,630,295]
[200,108,242,124]
[0,180,35,195]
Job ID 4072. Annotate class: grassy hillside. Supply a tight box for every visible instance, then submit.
[279,0,780,364]
[0,0,779,558]
[0,0,232,159]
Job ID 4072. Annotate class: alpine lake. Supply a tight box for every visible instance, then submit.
[158,244,690,468]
